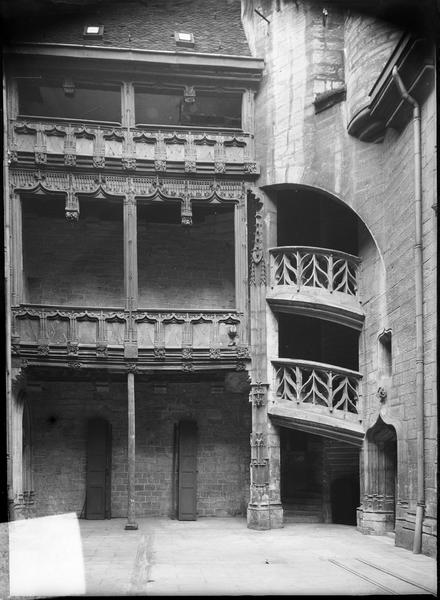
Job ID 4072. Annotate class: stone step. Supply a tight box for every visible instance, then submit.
[283,514,324,523]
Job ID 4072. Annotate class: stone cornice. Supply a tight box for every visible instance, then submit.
[347,34,434,143]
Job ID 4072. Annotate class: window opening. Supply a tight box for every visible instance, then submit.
[18,77,121,123]
[134,86,241,128]
[378,329,392,378]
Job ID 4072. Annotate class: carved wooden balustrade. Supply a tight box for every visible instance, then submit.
[269,246,360,296]
[9,120,258,175]
[11,305,248,369]
[272,358,362,417]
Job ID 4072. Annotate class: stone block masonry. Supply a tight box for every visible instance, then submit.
[29,378,251,519]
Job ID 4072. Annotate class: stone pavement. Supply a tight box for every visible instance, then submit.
[77,517,437,596]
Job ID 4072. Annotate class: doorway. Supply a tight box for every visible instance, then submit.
[85,417,112,519]
[177,419,198,521]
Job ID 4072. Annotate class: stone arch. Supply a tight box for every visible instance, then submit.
[358,416,398,535]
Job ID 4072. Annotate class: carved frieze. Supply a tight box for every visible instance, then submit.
[10,170,246,205]
[154,159,167,172]
[37,344,49,356]
[182,362,194,372]
[126,362,138,373]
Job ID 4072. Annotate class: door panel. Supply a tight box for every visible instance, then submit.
[178,420,197,521]
[86,418,111,519]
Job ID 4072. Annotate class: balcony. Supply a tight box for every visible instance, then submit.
[11,305,247,370]
[9,119,258,176]
[269,358,364,445]
[267,246,364,330]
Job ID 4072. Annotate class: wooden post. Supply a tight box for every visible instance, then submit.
[125,371,138,530]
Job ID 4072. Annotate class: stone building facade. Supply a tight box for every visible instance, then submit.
[3,0,436,557]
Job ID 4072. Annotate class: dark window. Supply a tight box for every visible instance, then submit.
[135,87,241,128]
[18,78,121,123]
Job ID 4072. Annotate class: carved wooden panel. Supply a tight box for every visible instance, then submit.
[192,322,212,348]
[17,316,39,343]
[106,321,125,345]
[137,321,155,347]
[46,136,65,154]
[105,140,123,158]
[77,318,98,344]
[76,138,94,156]
[166,144,185,163]
[163,323,183,347]
[46,317,69,345]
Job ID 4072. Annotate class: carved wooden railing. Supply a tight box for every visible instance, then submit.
[9,119,257,174]
[272,358,362,415]
[11,304,245,360]
[269,246,360,296]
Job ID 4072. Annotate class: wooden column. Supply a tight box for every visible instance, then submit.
[10,190,23,306]
[124,191,138,358]
[125,371,138,530]
[9,368,26,520]
[234,190,248,342]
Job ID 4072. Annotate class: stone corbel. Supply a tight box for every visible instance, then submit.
[250,382,269,408]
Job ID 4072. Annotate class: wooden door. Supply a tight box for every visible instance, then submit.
[86,417,111,519]
[177,420,198,521]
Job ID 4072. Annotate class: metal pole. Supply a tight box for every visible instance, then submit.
[125,371,138,530]
[392,66,425,554]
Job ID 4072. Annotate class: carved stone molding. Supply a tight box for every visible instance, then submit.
[214,162,226,174]
[37,344,49,356]
[182,362,194,372]
[126,362,138,373]
[250,382,268,408]
[236,360,246,371]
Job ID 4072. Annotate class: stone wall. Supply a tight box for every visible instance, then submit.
[243,0,436,555]
[29,376,250,519]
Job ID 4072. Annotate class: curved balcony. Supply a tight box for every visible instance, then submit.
[267,246,364,330]
[269,358,364,445]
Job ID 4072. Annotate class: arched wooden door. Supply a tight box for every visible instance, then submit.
[177,420,198,521]
[85,417,112,519]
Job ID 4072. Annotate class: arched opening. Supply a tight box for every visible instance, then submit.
[359,417,397,534]
[279,426,360,525]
